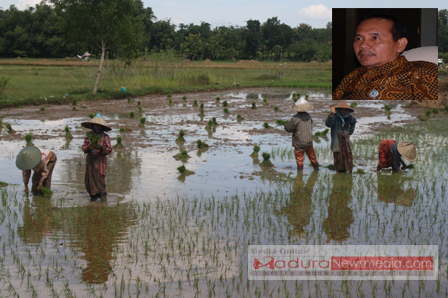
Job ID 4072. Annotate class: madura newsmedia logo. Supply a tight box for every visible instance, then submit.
[248,245,439,281]
[253,256,434,271]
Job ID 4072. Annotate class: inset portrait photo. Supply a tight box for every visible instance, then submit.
[332,8,438,100]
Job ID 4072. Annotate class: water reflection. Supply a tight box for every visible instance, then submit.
[18,196,137,284]
[275,171,318,242]
[323,174,354,243]
[377,173,415,207]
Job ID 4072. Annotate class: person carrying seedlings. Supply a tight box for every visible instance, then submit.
[16,146,57,195]
[325,102,357,173]
[81,114,112,201]
[283,98,319,171]
[376,140,416,172]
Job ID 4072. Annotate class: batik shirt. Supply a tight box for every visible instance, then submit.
[333,56,437,100]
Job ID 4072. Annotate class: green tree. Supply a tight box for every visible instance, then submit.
[180,33,204,60]
[51,0,143,95]
[243,19,261,59]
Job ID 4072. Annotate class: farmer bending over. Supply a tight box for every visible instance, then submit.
[376,140,416,172]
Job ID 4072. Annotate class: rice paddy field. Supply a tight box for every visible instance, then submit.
[0,88,447,297]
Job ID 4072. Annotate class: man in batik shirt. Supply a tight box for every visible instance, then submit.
[333,9,437,100]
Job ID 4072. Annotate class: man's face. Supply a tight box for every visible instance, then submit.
[353,18,407,68]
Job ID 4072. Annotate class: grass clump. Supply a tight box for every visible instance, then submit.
[72,99,77,106]
[25,134,34,146]
[40,187,53,198]
[222,100,228,107]
[167,94,172,99]
[354,169,366,174]
[260,152,274,167]
[223,108,229,114]
[425,110,432,117]
[89,113,95,119]
[139,117,146,127]
[174,150,191,161]
[216,96,220,102]
[250,144,260,157]
[168,99,173,105]
[39,106,45,113]
[251,102,257,109]
[274,106,280,112]
[176,129,186,143]
[432,108,439,114]
[313,128,329,138]
[212,117,218,125]
[350,102,358,109]
[197,140,209,149]
[384,105,392,112]
[263,122,271,129]
[237,114,244,121]
[127,97,132,103]
[275,119,289,126]
[193,100,198,107]
[5,123,15,133]
[137,100,141,106]
[177,164,194,175]
[263,98,268,104]
[119,127,125,133]
[130,111,135,118]
[199,107,205,115]
[114,136,124,148]
[182,96,187,101]
[65,125,73,139]
[72,106,77,111]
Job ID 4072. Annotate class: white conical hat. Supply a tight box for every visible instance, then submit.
[397,141,417,162]
[81,114,111,131]
[291,97,313,112]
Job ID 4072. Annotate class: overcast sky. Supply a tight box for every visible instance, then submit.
[0,0,445,29]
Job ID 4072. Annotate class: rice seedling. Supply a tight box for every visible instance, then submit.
[274,106,280,112]
[167,94,172,99]
[237,114,244,121]
[384,105,392,112]
[119,127,125,133]
[5,123,15,133]
[275,119,289,126]
[130,111,135,118]
[432,108,439,114]
[350,102,358,109]
[72,106,77,111]
[193,100,198,107]
[293,97,298,103]
[206,120,214,129]
[224,108,229,115]
[354,169,366,174]
[197,140,209,149]
[25,134,34,146]
[199,107,205,115]
[40,187,53,198]
[139,117,146,127]
[64,125,73,139]
[72,99,77,106]
[127,97,132,103]
[263,122,271,129]
[247,93,258,99]
[137,100,141,106]
[177,164,194,175]
[260,152,274,167]
[445,105,448,112]
[263,98,268,104]
[176,130,186,143]
[169,99,173,105]
[182,96,187,101]
[114,136,124,148]
[89,114,95,119]
[174,150,191,161]
[251,102,257,109]
[216,96,220,102]
[212,117,217,125]
[250,144,260,157]
[305,94,309,100]
[425,110,432,117]
[39,106,45,113]
[223,101,228,107]
[138,106,143,113]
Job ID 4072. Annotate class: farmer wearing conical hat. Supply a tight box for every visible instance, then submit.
[376,140,416,172]
[325,101,357,173]
[283,97,319,171]
[16,146,57,195]
[81,114,112,201]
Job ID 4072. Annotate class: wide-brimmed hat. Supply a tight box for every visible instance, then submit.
[334,101,354,112]
[81,114,111,131]
[16,146,41,170]
[291,97,313,112]
[397,141,417,161]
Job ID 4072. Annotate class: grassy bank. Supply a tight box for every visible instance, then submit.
[0,59,331,108]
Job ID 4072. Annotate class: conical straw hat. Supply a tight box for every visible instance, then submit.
[16,146,41,170]
[397,141,417,161]
[81,114,111,131]
[291,97,313,112]
[334,101,354,112]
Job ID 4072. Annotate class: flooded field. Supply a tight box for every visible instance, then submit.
[0,88,447,296]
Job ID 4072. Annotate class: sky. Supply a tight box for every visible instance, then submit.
[0,0,445,29]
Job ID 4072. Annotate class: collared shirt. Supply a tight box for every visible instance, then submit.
[333,56,438,100]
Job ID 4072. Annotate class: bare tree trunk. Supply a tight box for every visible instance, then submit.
[93,40,106,95]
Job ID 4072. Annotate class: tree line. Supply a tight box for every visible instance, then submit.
[439,9,448,61]
[0,1,332,62]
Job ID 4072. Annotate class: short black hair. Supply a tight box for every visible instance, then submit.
[359,9,408,42]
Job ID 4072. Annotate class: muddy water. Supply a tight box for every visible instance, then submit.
[0,88,446,296]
